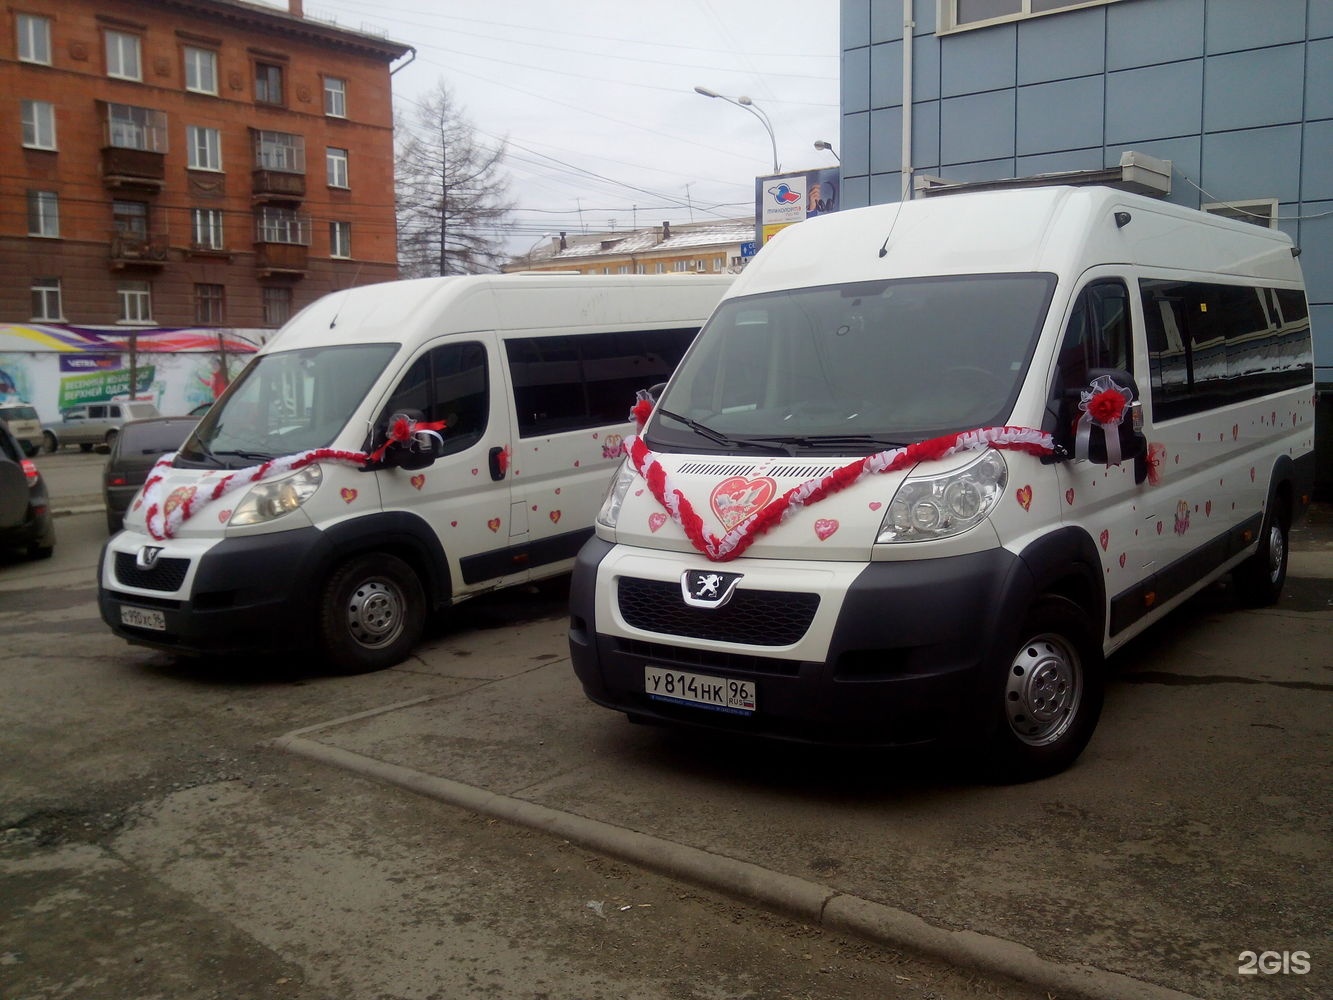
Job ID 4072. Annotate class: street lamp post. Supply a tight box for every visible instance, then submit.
[813,139,840,162]
[694,85,779,174]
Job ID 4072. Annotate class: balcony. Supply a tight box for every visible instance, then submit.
[101,147,166,192]
[252,168,306,202]
[254,242,308,277]
[110,233,169,269]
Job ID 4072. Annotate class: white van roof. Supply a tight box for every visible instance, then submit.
[732,185,1302,297]
[267,273,735,352]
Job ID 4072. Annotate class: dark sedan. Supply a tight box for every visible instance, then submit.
[0,419,55,559]
[103,416,199,534]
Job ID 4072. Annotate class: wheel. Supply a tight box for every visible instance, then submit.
[79,443,93,453]
[42,430,58,453]
[28,543,54,560]
[1232,502,1289,607]
[318,553,426,673]
[21,441,37,457]
[982,596,1104,782]
[105,429,118,448]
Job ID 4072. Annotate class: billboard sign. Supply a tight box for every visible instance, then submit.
[754,167,840,248]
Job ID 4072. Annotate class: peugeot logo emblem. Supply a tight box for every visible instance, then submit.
[135,545,164,570]
[680,569,742,609]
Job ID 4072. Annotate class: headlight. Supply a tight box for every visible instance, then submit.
[877,450,1007,543]
[596,460,638,528]
[229,464,323,526]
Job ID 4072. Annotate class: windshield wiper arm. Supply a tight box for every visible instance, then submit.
[747,434,909,451]
[653,408,737,448]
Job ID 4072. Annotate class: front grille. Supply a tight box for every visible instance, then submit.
[114,551,189,592]
[617,577,818,646]
[615,637,802,677]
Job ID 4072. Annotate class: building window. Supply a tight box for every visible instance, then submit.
[326,147,349,188]
[105,29,141,81]
[194,284,225,325]
[18,13,52,65]
[32,278,62,321]
[256,206,309,245]
[324,76,347,117]
[191,208,224,249]
[27,191,59,238]
[673,260,689,272]
[118,281,153,324]
[187,126,222,171]
[262,286,292,327]
[113,200,149,238]
[184,47,218,95]
[21,100,56,150]
[254,130,304,172]
[106,103,168,152]
[713,257,725,272]
[255,61,284,105]
[329,221,351,258]
[940,0,1121,33]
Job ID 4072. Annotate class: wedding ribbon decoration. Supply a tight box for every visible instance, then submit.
[627,401,1054,562]
[1074,374,1134,466]
[139,416,446,540]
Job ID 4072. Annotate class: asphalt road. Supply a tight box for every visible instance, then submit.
[2,451,1329,999]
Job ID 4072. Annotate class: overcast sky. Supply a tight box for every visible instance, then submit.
[256,0,841,255]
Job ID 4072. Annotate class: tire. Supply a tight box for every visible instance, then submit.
[79,443,93,453]
[982,596,1104,782]
[105,430,118,448]
[21,441,37,457]
[42,430,58,453]
[318,553,426,673]
[28,543,54,560]
[1231,502,1289,607]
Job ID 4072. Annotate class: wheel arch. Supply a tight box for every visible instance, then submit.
[1016,527,1107,638]
[321,511,453,610]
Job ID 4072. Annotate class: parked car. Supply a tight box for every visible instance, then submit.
[0,401,45,456]
[44,400,160,453]
[103,416,199,534]
[0,418,55,560]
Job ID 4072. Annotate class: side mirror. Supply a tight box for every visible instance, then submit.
[373,409,443,471]
[646,382,667,402]
[1056,368,1147,468]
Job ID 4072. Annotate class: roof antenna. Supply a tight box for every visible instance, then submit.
[876,198,909,259]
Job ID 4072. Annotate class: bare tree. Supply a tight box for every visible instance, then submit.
[396,83,514,277]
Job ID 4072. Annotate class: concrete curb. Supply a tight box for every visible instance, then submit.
[274,732,1202,1000]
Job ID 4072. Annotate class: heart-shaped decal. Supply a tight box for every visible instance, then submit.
[133,498,143,511]
[450,520,458,527]
[411,474,425,490]
[487,518,501,533]
[165,485,197,516]
[868,501,882,511]
[1099,529,1110,551]
[340,487,357,503]
[1118,552,1127,568]
[471,468,479,476]
[1016,485,1033,511]
[1250,467,1255,482]
[1065,488,1075,506]
[814,518,839,541]
[549,510,561,523]
[1232,424,1239,440]
[573,460,581,467]
[648,512,667,533]
[1156,521,1164,535]
[1205,500,1212,517]
[710,475,778,530]
[219,509,231,523]
[555,488,562,495]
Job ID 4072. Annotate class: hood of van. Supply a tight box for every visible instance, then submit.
[612,451,915,562]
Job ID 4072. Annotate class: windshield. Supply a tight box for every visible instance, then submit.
[651,273,1055,453]
[179,343,397,467]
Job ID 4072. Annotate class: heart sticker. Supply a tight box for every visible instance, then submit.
[549,510,561,523]
[487,518,501,533]
[814,518,839,541]
[1065,488,1075,506]
[340,487,357,503]
[1118,553,1127,568]
[1099,529,1110,551]
[648,512,667,533]
[1205,500,1212,517]
[709,475,778,530]
[410,474,425,490]
[165,485,197,516]
[1156,521,1164,535]
[868,501,882,511]
[1015,485,1033,511]
[218,509,231,523]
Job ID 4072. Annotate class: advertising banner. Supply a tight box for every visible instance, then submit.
[754,167,840,248]
[57,365,156,410]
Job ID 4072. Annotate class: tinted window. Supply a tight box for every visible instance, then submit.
[506,328,697,437]
[119,420,195,454]
[378,342,489,456]
[1141,279,1313,421]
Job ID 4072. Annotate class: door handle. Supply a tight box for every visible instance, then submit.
[488,445,508,481]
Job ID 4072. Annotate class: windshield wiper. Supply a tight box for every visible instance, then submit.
[211,449,276,462]
[746,434,909,451]
[654,409,794,454]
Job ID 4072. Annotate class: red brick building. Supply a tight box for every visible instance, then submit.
[1,0,411,333]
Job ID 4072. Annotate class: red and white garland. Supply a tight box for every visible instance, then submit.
[140,448,369,540]
[627,402,1054,562]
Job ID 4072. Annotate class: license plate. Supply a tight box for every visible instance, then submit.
[644,666,756,716]
[120,605,166,631]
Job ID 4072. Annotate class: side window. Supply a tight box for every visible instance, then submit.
[380,342,489,456]
[1053,279,1131,393]
[506,328,698,437]
[88,405,106,419]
